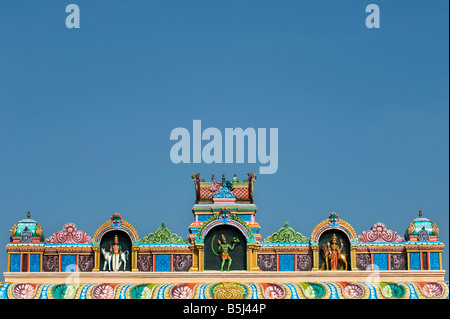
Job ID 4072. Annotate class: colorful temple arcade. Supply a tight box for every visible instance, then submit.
[1,173,448,299]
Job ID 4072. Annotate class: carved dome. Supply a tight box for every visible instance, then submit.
[10,211,44,243]
[405,210,439,242]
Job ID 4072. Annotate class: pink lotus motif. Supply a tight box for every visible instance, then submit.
[45,223,92,244]
[358,222,405,243]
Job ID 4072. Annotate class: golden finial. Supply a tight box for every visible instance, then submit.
[27,210,31,219]
[419,209,422,218]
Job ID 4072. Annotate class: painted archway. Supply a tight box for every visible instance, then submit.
[195,209,256,244]
[92,214,139,272]
[204,225,247,271]
[190,209,260,271]
[310,213,359,271]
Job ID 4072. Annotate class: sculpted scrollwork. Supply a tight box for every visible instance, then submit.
[173,254,192,272]
[358,222,404,243]
[137,255,153,272]
[263,222,309,243]
[356,254,371,271]
[297,254,312,271]
[257,254,277,271]
[45,223,92,244]
[390,254,406,270]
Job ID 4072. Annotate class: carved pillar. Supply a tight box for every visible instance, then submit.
[132,246,139,272]
[188,243,205,271]
[92,246,100,272]
[188,244,199,272]
[247,243,261,271]
[350,245,358,271]
[198,244,205,271]
[311,245,319,271]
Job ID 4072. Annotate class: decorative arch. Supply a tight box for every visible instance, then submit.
[92,213,139,245]
[92,214,139,272]
[195,209,256,244]
[310,212,358,245]
[189,208,261,272]
[310,213,359,271]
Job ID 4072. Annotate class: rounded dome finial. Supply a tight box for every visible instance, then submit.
[10,211,44,243]
[406,210,439,242]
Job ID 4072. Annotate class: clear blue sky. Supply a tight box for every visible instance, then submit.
[0,0,448,279]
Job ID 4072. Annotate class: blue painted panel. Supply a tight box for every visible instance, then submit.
[189,227,199,234]
[430,252,440,270]
[373,253,388,271]
[197,215,212,222]
[61,255,77,272]
[29,254,40,272]
[236,214,252,222]
[279,254,295,272]
[410,252,421,270]
[10,254,21,272]
[155,254,171,272]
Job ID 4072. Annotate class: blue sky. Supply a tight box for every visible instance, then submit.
[0,0,448,279]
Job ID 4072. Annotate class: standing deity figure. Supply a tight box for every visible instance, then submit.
[110,235,122,272]
[217,234,239,271]
[328,233,344,271]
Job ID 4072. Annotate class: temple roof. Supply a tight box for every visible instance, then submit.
[192,173,256,203]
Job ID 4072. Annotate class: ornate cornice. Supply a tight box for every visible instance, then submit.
[92,214,139,245]
[141,222,187,244]
[262,222,309,243]
[310,213,358,244]
[358,222,405,243]
[194,208,256,244]
[45,223,92,244]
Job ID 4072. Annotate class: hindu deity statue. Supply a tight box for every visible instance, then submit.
[110,235,122,272]
[328,233,344,270]
[217,234,240,271]
[320,233,348,271]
